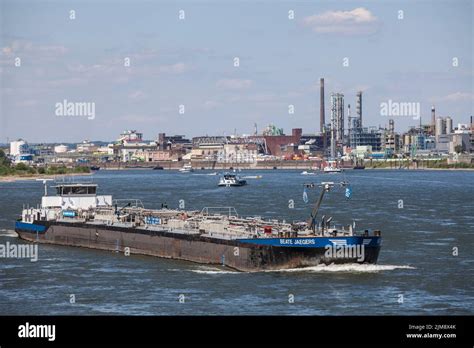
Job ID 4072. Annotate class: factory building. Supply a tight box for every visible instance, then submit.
[330,93,344,145]
[330,93,344,157]
[10,139,29,157]
[262,128,302,156]
[384,119,400,154]
[117,130,143,144]
[349,127,384,152]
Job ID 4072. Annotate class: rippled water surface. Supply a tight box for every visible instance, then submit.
[0,169,473,315]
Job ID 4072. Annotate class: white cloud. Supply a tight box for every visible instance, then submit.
[159,62,189,74]
[46,77,86,88]
[216,79,253,90]
[203,100,221,110]
[247,93,276,102]
[128,90,148,101]
[16,99,39,107]
[1,40,67,58]
[438,92,474,102]
[303,8,379,35]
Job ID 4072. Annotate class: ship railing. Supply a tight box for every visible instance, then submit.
[112,199,145,209]
[314,224,355,237]
[201,207,238,218]
[53,176,94,184]
[228,219,293,231]
[207,229,254,239]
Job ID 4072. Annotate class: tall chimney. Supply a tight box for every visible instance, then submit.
[347,104,351,148]
[320,78,326,151]
[320,78,325,133]
[431,106,436,127]
[356,91,362,128]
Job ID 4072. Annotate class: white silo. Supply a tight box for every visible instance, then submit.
[54,144,68,153]
[445,117,453,134]
[435,117,445,137]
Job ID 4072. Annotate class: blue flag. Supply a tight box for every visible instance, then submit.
[345,187,352,199]
[303,187,309,203]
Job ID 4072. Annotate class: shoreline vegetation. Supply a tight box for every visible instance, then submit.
[0,149,91,182]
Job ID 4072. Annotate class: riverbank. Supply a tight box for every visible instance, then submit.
[101,166,474,171]
[363,166,474,171]
[0,172,93,183]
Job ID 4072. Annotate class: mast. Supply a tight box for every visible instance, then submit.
[305,181,348,232]
[307,186,327,231]
[35,178,53,196]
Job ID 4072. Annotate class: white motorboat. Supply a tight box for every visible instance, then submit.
[218,173,247,187]
[179,164,194,173]
[323,164,342,173]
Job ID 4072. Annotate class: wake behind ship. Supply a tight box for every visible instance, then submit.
[15,179,381,272]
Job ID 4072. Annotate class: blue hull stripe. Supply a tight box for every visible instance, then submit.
[236,236,381,248]
[15,221,46,233]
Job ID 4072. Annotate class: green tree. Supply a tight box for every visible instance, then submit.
[0,149,11,166]
[15,163,29,171]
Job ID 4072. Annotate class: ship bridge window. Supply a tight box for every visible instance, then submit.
[72,186,88,194]
[57,185,96,195]
[60,186,72,195]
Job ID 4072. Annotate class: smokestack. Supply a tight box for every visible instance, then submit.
[320,78,325,134]
[347,104,351,148]
[356,91,362,128]
[431,106,436,127]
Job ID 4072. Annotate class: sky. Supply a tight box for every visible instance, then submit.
[0,0,473,143]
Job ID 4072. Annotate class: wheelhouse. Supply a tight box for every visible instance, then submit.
[53,184,98,196]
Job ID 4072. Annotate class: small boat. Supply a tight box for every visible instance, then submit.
[179,164,194,173]
[323,167,342,173]
[301,171,317,175]
[90,166,100,171]
[218,173,247,187]
[153,166,164,170]
[242,175,262,179]
[353,165,365,170]
[323,161,342,173]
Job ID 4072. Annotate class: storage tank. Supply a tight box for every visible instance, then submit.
[445,117,452,134]
[54,144,68,153]
[435,117,445,137]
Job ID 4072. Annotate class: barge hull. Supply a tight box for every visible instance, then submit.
[15,221,380,272]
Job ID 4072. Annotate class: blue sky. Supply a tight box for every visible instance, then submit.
[1,0,472,142]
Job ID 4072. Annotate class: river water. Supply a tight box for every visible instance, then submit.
[0,169,473,315]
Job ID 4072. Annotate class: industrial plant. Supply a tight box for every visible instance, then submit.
[2,77,473,170]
